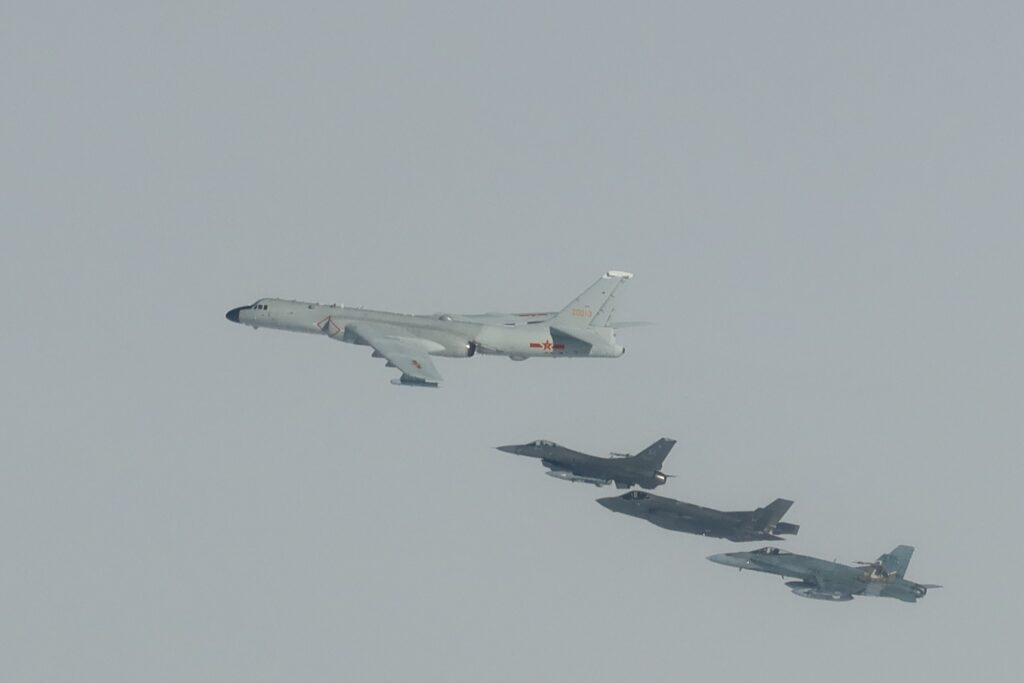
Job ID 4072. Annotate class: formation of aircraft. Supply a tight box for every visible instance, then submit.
[226,270,635,387]
[598,491,799,542]
[708,545,940,602]
[496,438,676,489]
[225,269,936,603]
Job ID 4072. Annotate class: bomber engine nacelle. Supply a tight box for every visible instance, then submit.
[786,581,853,601]
[432,340,477,358]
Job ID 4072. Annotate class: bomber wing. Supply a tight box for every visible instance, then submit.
[349,323,444,387]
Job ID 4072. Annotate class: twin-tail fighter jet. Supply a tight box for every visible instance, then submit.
[708,545,940,602]
[496,438,676,489]
[225,271,635,387]
[598,491,799,542]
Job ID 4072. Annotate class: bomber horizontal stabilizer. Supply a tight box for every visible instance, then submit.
[549,326,618,351]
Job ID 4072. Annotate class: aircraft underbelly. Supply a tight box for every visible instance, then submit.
[475,326,616,357]
[649,516,704,534]
[541,458,615,486]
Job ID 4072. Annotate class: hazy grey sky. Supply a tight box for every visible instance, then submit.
[3,2,1022,681]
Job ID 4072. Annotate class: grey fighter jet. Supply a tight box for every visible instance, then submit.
[708,545,940,602]
[225,271,635,387]
[496,438,676,489]
[598,491,799,542]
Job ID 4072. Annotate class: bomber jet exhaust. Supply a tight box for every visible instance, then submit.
[225,271,635,387]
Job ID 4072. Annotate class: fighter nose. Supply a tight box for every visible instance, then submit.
[225,307,244,323]
[707,553,746,568]
[495,445,520,455]
[596,497,617,510]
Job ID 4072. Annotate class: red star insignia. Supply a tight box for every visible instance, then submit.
[542,340,553,351]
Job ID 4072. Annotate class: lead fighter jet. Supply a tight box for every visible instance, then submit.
[597,491,799,542]
[496,438,676,489]
[225,271,635,387]
[708,545,940,602]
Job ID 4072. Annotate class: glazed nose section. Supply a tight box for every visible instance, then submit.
[225,306,247,323]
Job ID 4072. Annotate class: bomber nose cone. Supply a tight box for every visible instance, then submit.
[225,306,244,323]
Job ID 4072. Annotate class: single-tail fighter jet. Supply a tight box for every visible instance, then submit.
[225,271,636,387]
[496,438,676,489]
[598,491,799,542]
[708,545,940,602]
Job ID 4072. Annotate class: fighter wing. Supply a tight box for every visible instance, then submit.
[349,324,444,387]
[788,575,856,601]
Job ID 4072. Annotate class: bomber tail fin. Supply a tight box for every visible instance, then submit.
[550,271,633,328]
[631,438,676,469]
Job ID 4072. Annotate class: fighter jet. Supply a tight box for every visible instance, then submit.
[225,271,636,387]
[496,438,676,489]
[597,491,799,542]
[708,545,940,602]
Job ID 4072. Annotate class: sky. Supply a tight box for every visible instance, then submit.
[2,2,1023,681]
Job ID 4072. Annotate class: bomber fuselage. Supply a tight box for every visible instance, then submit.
[226,298,625,359]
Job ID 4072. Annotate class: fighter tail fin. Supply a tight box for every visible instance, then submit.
[877,545,915,578]
[752,498,795,532]
[632,438,676,469]
[550,271,633,328]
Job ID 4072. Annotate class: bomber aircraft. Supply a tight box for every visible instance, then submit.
[598,491,799,542]
[225,271,635,387]
[495,438,676,489]
[708,545,940,602]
